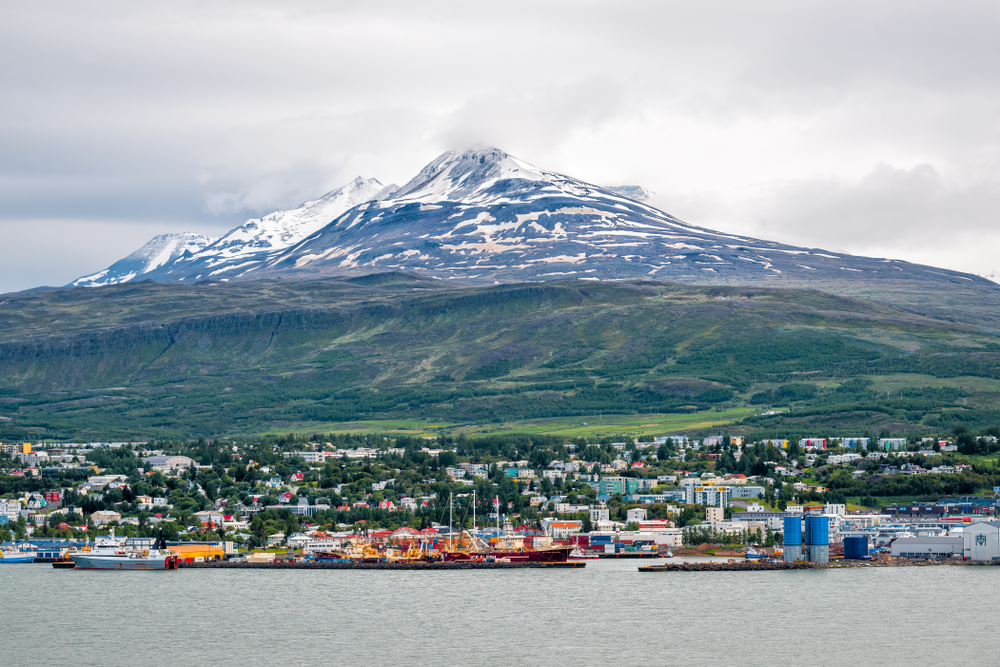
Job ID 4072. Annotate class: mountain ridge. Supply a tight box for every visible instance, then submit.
[71,146,996,300]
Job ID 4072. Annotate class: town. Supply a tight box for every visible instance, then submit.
[3,430,1000,566]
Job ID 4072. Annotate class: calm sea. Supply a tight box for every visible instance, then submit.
[0,558,991,666]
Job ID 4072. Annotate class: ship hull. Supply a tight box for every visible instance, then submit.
[0,555,36,563]
[71,554,172,570]
[443,547,572,563]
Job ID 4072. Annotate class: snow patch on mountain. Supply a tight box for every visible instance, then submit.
[192,176,387,266]
[604,185,654,201]
[72,232,215,287]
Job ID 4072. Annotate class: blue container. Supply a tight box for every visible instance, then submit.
[843,536,868,559]
[783,516,802,546]
[590,535,612,544]
[805,516,829,545]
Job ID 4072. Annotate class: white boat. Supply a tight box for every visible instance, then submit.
[568,548,599,560]
[70,530,178,571]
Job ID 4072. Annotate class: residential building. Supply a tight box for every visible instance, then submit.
[590,507,610,523]
[15,451,49,467]
[626,508,648,524]
[879,438,907,451]
[143,455,195,470]
[726,485,764,499]
[90,510,122,526]
[0,443,31,456]
[284,451,328,463]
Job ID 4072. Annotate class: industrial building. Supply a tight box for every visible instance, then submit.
[890,537,963,559]
[963,521,1000,561]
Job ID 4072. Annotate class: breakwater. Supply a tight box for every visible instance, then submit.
[180,560,586,570]
[639,561,814,572]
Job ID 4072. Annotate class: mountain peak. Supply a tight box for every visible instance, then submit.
[391,146,544,203]
[72,232,215,287]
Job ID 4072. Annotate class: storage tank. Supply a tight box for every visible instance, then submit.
[805,516,830,563]
[843,536,869,560]
[805,516,829,545]
[783,545,802,563]
[808,544,829,563]
[783,516,802,545]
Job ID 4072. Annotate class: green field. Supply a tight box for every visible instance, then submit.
[270,407,757,440]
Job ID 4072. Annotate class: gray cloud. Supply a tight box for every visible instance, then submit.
[2,1,1000,291]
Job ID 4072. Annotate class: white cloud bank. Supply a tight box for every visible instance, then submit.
[1,1,998,291]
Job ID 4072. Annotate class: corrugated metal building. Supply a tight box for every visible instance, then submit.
[890,536,963,558]
[963,521,1000,561]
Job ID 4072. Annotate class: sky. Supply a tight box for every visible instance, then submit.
[2,1,999,293]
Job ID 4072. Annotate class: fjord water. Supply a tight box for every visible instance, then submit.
[1,559,988,666]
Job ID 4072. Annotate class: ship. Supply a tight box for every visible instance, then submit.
[0,547,36,563]
[70,530,179,571]
[441,519,572,563]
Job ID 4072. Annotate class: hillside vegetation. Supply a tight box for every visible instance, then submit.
[1,275,1000,440]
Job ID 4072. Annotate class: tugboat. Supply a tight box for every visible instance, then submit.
[70,529,178,571]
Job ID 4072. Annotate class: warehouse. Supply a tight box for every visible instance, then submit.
[962,521,1000,561]
[890,536,963,559]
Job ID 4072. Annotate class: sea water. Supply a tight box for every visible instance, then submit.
[0,558,991,666]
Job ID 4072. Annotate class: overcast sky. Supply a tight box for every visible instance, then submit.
[2,1,999,293]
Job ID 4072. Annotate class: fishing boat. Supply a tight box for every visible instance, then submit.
[0,547,36,563]
[744,546,768,560]
[70,530,179,571]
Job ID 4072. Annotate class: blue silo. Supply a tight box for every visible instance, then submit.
[783,516,802,563]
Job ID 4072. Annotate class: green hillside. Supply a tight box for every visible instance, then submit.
[2,275,1000,440]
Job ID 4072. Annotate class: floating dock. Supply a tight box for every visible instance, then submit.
[180,560,586,570]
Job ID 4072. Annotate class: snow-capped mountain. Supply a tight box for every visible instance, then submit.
[72,177,390,286]
[73,232,215,287]
[186,176,390,275]
[73,146,994,291]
